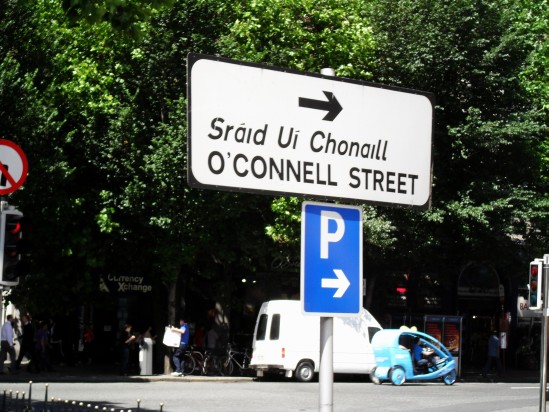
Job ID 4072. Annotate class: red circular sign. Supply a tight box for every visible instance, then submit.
[0,139,29,195]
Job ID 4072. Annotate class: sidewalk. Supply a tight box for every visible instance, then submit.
[460,365,540,384]
[0,362,540,384]
[0,362,254,384]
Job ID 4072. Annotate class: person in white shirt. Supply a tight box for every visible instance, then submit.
[0,315,16,373]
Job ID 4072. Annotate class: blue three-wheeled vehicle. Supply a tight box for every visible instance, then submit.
[370,329,457,386]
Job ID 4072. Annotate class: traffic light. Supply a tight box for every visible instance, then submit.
[0,208,23,286]
[529,259,543,310]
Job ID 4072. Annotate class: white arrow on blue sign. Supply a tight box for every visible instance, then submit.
[301,201,363,316]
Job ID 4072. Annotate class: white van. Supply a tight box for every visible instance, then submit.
[250,300,382,382]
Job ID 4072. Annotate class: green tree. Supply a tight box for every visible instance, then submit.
[62,0,174,37]
[218,0,376,77]
[366,0,548,264]
[217,0,381,263]
[218,0,548,303]
[0,0,140,312]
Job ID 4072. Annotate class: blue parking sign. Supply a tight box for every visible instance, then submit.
[301,202,363,316]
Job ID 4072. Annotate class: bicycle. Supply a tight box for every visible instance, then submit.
[186,345,205,375]
[202,349,229,376]
[221,343,253,376]
[181,350,196,375]
[170,346,198,376]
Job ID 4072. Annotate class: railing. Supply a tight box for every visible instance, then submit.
[1,381,165,412]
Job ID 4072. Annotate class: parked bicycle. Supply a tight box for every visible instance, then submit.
[202,349,230,376]
[186,345,205,375]
[220,343,253,376]
[181,349,196,375]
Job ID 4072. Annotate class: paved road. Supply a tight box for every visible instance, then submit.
[1,379,543,412]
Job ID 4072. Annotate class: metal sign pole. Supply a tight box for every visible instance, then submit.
[318,67,337,412]
[540,254,549,412]
[319,317,334,412]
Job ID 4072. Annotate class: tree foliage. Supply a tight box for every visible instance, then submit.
[219,0,548,279]
[0,0,546,317]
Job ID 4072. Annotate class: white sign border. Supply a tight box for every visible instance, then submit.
[187,53,434,210]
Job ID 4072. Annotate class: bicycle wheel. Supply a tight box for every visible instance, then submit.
[220,356,234,376]
[241,352,254,376]
[182,353,196,375]
[191,351,204,375]
[203,355,220,376]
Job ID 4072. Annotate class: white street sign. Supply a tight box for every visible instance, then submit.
[187,54,434,209]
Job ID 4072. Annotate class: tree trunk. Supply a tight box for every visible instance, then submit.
[163,282,177,374]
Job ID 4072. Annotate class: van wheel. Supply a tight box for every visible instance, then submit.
[370,367,381,385]
[295,361,315,382]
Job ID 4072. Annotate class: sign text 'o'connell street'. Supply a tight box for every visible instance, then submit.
[187,53,434,209]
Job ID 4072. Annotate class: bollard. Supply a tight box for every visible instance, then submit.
[0,384,165,412]
[22,391,33,412]
[29,381,33,411]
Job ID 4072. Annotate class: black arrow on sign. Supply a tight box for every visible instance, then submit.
[298,91,343,121]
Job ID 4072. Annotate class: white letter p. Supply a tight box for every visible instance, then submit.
[320,211,344,259]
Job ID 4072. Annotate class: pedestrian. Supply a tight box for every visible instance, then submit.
[34,320,53,372]
[0,315,17,373]
[206,326,219,354]
[482,329,503,377]
[15,314,35,371]
[193,324,205,350]
[119,322,136,375]
[82,324,94,365]
[170,318,189,376]
[48,317,64,364]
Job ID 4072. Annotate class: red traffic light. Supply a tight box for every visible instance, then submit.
[8,221,21,235]
[531,265,539,278]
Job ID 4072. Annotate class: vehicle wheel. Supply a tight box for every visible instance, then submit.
[295,361,315,382]
[202,355,219,376]
[444,369,456,385]
[389,366,406,386]
[370,367,382,385]
[183,353,196,375]
[191,352,204,375]
[221,356,234,376]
